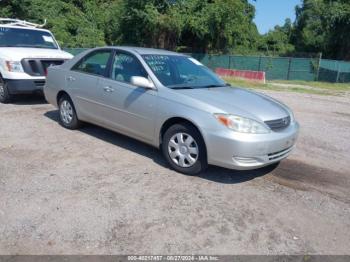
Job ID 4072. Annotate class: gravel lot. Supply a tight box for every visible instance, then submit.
[0,90,350,255]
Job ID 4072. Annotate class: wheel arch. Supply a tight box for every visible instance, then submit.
[0,72,5,81]
[56,90,70,105]
[159,117,208,156]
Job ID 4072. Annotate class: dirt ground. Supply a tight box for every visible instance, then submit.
[0,90,349,255]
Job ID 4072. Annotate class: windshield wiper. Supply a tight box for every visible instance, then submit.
[169,86,195,90]
[169,83,230,89]
[198,84,229,88]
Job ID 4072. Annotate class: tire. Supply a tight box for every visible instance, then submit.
[58,94,81,129]
[0,76,13,104]
[162,123,208,175]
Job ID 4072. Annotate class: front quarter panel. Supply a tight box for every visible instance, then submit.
[154,89,224,148]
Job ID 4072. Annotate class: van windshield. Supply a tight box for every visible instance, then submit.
[0,27,58,49]
[142,55,226,89]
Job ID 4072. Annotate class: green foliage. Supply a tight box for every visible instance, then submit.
[0,0,123,47]
[0,0,349,60]
[292,0,350,60]
[256,0,350,60]
[119,0,184,49]
[0,0,259,53]
[259,19,295,56]
[175,0,260,53]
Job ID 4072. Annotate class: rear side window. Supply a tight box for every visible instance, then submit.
[72,50,111,77]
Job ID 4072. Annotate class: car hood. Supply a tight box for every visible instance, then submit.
[175,86,289,122]
[0,47,73,60]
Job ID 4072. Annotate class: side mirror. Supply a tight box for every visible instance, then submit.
[131,76,156,90]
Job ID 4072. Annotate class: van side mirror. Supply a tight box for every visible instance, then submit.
[131,76,156,90]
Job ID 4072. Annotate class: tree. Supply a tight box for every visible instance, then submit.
[178,0,259,53]
[0,0,123,47]
[3,0,349,59]
[260,19,295,55]
[118,0,184,49]
[292,0,350,60]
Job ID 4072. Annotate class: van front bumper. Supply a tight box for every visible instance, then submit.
[205,122,300,170]
[5,79,46,94]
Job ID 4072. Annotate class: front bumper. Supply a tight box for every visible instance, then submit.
[5,78,45,95]
[205,122,300,170]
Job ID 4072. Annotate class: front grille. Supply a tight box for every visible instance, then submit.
[265,116,291,131]
[34,80,45,88]
[21,59,65,76]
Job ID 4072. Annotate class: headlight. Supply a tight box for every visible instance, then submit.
[5,61,24,72]
[214,114,270,134]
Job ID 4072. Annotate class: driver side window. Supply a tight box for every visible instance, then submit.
[111,52,148,84]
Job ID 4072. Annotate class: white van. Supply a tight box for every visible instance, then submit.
[0,18,73,103]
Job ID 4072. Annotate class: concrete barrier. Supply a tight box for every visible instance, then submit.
[215,67,266,83]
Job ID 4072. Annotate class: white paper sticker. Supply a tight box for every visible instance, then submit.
[188,57,203,66]
[43,35,54,43]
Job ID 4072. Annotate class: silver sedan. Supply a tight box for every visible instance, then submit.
[44,47,299,175]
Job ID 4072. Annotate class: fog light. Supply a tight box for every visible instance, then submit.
[233,157,260,164]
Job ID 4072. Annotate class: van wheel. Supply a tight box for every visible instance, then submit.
[162,123,208,175]
[58,95,81,129]
[0,77,13,104]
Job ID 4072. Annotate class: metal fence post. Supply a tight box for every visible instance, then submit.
[287,57,292,80]
[258,56,262,71]
[316,53,322,81]
[336,61,341,83]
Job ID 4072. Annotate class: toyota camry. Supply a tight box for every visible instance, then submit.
[44,47,299,175]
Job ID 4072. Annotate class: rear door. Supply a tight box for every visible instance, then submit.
[65,49,113,121]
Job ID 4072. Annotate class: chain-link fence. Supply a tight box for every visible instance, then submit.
[190,54,320,81]
[318,59,350,83]
[63,48,350,83]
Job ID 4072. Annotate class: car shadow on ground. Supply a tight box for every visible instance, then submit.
[11,94,47,105]
[44,109,278,184]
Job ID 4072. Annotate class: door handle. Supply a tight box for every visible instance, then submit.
[103,86,114,93]
[67,76,76,81]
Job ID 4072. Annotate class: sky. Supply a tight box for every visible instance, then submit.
[249,0,302,34]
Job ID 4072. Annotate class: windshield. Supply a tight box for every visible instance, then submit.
[142,55,226,89]
[0,27,58,49]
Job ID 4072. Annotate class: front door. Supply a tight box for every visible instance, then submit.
[97,51,157,143]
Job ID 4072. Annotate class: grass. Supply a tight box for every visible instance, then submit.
[224,77,350,96]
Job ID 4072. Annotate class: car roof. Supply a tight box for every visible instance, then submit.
[0,24,52,33]
[62,46,187,69]
[102,46,185,56]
